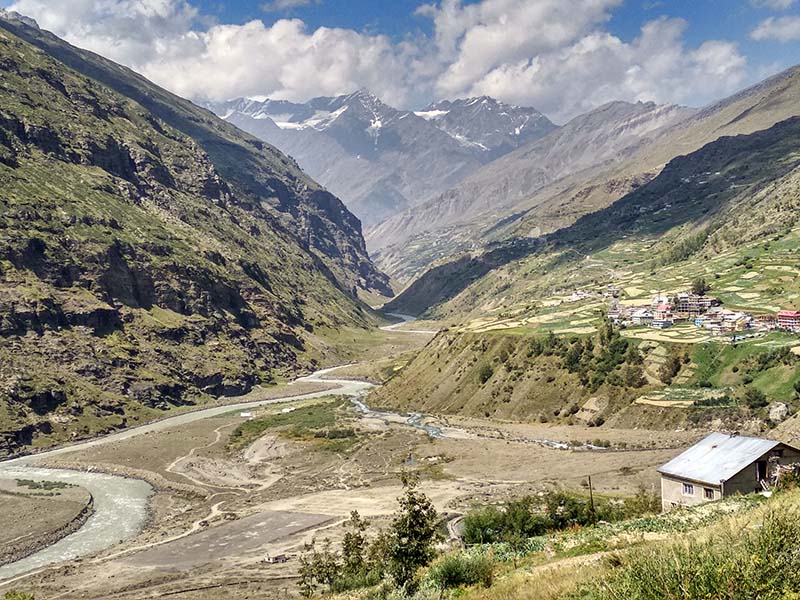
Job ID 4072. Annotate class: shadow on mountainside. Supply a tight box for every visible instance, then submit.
[387,116,800,316]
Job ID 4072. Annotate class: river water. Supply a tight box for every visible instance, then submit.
[0,316,590,580]
[0,368,374,581]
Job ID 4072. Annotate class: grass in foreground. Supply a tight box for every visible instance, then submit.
[444,492,795,600]
[573,501,800,599]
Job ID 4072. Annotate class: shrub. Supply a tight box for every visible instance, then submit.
[578,508,800,599]
[744,387,768,409]
[427,552,495,592]
[691,277,709,296]
[659,352,682,384]
[462,506,505,544]
[314,428,356,439]
[477,364,494,384]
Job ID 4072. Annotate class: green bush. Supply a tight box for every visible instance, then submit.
[313,428,356,439]
[576,508,800,600]
[461,490,659,546]
[477,364,494,384]
[427,552,495,591]
[744,387,768,409]
[4,593,34,600]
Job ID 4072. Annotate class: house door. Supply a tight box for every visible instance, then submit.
[757,461,768,481]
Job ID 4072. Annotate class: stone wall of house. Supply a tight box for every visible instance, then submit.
[660,475,721,512]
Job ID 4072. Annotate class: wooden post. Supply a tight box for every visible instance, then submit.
[588,475,596,524]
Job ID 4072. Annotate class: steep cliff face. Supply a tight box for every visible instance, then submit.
[0,19,388,455]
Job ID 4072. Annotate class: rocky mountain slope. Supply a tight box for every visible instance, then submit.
[368,101,693,281]
[0,16,390,455]
[209,92,554,226]
[387,113,800,320]
[376,117,800,425]
[372,66,800,285]
[415,96,555,162]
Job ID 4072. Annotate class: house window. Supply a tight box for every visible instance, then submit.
[704,488,714,500]
[682,483,694,495]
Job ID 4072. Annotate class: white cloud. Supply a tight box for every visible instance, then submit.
[9,0,418,104]
[419,0,623,98]
[463,18,747,121]
[750,0,797,9]
[751,16,800,42]
[7,0,199,66]
[7,0,751,121]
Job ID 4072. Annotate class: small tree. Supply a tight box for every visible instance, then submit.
[477,363,494,384]
[297,547,318,598]
[659,352,682,384]
[387,473,440,591]
[366,529,392,579]
[691,277,710,296]
[623,364,646,388]
[744,387,768,409]
[342,510,369,576]
[297,539,340,596]
[503,531,528,568]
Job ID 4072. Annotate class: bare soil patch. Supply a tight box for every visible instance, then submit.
[122,510,332,570]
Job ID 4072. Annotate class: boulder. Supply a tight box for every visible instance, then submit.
[769,402,789,424]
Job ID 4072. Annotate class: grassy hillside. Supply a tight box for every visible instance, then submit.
[372,325,645,424]
[388,116,800,321]
[378,113,800,439]
[369,320,800,433]
[0,20,388,456]
[307,484,800,600]
[373,66,800,286]
[453,491,800,600]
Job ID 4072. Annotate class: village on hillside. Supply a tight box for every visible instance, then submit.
[605,281,800,340]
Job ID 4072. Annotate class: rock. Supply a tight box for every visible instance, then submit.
[769,402,789,424]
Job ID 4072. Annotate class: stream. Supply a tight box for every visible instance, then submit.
[0,368,373,581]
[0,315,597,581]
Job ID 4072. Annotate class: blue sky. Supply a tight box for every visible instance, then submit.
[195,0,800,61]
[5,0,800,121]
[192,0,785,43]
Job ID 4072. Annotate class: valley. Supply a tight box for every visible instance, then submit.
[3,4,800,600]
[0,322,704,598]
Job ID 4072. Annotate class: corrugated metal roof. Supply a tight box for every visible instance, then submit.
[658,432,779,485]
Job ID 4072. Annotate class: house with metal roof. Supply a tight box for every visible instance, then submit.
[658,432,800,511]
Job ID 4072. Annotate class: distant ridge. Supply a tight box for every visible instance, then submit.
[208,91,554,226]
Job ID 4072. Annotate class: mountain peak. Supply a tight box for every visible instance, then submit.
[338,88,390,112]
[0,8,39,29]
[415,95,556,158]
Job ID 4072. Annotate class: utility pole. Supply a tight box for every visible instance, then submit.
[588,475,596,524]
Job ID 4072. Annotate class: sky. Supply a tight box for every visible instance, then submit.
[3,0,800,122]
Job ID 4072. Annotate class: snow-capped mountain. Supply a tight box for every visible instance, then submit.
[207,91,554,226]
[416,96,556,161]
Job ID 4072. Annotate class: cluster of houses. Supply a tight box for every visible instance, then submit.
[607,291,800,336]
